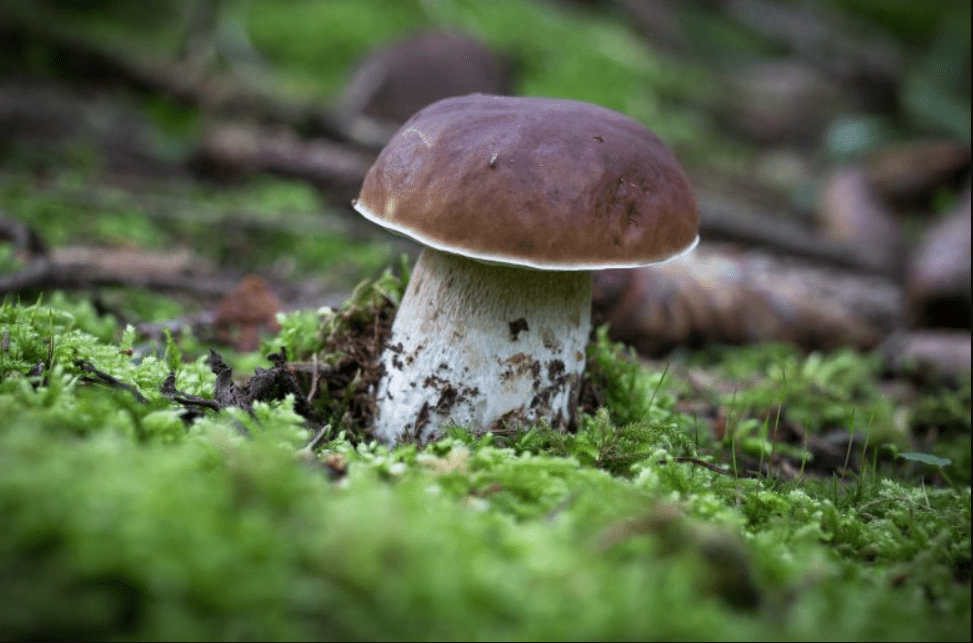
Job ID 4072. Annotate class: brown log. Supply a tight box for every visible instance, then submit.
[593,243,904,356]
[0,235,234,298]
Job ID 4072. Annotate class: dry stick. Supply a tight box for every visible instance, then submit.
[697,193,889,275]
[304,425,332,453]
[306,354,321,406]
[0,20,356,143]
[0,257,237,298]
[76,359,149,404]
[666,456,739,477]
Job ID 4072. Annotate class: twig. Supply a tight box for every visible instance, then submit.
[303,424,332,452]
[306,353,321,405]
[160,371,220,411]
[697,193,889,274]
[75,359,149,404]
[0,20,362,144]
[665,456,739,477]
[0,257,237,298]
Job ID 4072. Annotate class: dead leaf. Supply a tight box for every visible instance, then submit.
[213,275,282,352]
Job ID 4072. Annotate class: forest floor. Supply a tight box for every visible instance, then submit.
[0,1,969,640]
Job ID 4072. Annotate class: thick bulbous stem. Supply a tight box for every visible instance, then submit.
[372,247,592,445]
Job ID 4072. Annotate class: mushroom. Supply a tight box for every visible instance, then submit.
[353,94,698,445]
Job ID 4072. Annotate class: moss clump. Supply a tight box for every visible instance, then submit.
[268,259,408,439]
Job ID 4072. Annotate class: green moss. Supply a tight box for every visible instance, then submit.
[690,343,909,450]
[0,294,970,640]
[245,0,426,99]
[0,171,391,324]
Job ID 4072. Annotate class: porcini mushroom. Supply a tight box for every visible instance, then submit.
[353,94,698,445]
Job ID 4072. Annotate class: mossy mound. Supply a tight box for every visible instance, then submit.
[1,293,969,641]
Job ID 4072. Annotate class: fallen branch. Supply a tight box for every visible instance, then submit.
[696,192,890,274]
[0,214,241,298]
[76,359,149,404]
[594,242,904,356]
[197,122,374,204]
[0,20,355,143]
[161,349,317,420]
[0,250,236,298]
[667,456,737,477]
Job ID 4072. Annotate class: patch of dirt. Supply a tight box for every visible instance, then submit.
[309,298,396,435]
[508,317,529,340]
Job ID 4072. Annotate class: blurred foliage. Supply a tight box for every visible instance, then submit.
[0,170,390,323]
[2,0,966,178]
[833,0,970,140]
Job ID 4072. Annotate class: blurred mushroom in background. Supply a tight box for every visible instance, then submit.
[194,29,513,204]
[213,274,282,352]
[337,30,514,148]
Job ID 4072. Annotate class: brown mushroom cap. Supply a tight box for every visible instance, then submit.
[354,94,699,269]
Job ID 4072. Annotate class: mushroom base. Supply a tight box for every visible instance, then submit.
[373,247,592,445]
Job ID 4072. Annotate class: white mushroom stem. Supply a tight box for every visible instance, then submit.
[373,247,592,445]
